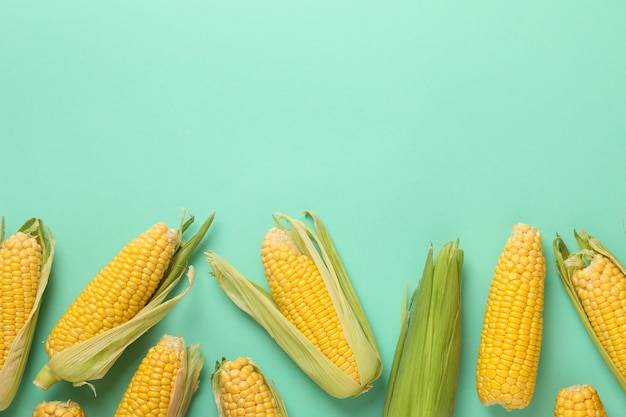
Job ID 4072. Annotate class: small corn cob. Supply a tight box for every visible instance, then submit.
[554,229,626,390]
[34,212,214,391]
[554,384,607,417]
[32,400,85,417]
[382,241,463,417]
[114,334,203,417]
[0,218,54,411]
[476,223,546,410]
[212,357,288,417]
[207,211,382,398]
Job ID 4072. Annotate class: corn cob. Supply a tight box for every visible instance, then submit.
[114,334,203,417]
[34,212,214,391]
[32,400,85,417]
[554,229,626,390]
[476,223,545,410]
[382,241,463,417]
[212,357,288,417]
[554,384,607,417]
[207,211,382,398]
[261,227,359,382]
[0,218,54,411]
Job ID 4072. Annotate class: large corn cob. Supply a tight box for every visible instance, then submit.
[32,400,85,417]
[554,384,607,417]
[382,241,463,417]
[207,211,382,398]
[113,334,203,417]
[476,223,546,410]
[0,218,54,411]
[34,212,214,391]
[212,357,288,417]
[554,229,626,390]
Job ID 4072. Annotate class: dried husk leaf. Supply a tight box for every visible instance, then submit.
[166,338,204,417]
[383,240,463,417]
[0,218,54,410]
[33,211,214,392]
[553,230,626,391]
[206,211,382,398]
[211,357,289,417]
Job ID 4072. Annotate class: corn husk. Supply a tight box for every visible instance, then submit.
[206,211,382,398]
[211,357,289,417]
[0,218,55,410]
[33,211,214,392]
[554,230,626,391]
[382,240,463,417]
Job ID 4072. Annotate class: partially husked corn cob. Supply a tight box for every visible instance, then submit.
[32,400,85,417]
[212,357,288,417]
[114,334,203,417]
[45,223,179,357]
[476,223,546,410]
[34,212,214,392]
[554,230,626,390]
[554,385,607,417]
[0,218,54,411]
[572,254,626,380]
[261,227,359,383]
[0,232,42,368]
[206,211,382,398]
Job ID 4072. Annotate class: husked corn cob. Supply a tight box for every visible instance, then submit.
[212,357,288,417]
[476,223,545,410]
[1,232,42,368]
[32,400,85,417]
[45,223,178,357]
[114,334,185,417]
[554,229,626,390]
[572,254,626,380]
[261,227,359,383]
[554,385,607,417]
[34,212,214,392]
[0,218,54,411]
[207,211,382,398]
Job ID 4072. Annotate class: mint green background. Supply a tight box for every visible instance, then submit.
[1,1,625,416]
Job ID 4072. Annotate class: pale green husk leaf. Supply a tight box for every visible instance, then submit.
[553,230,626,391]
[383,240,463,417]
[0,218,55,411]
[166,339,204,417]
[33,211,214,392]
[206,211,382,398]
[211,357,289,417]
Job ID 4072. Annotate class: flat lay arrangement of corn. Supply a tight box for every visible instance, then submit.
[0,211,623,416]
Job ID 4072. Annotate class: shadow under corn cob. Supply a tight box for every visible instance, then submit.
[206,211,382,398]
[554,229,626,391]
[382,240,463,417]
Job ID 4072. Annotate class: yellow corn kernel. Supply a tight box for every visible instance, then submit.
[216,357,284,417]
[572,253,626,379]
[476,223,546,410]
[0,232,42,369]
[261,227,359,383]
[554,384,607,417]
[32,400,85,417]
[45,223,178,357]
[114,334,185,417]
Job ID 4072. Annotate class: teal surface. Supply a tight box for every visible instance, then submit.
[1,1,625,416]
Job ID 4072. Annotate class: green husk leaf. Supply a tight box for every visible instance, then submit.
[211,357,289,417]
[33,211,214,392]
[383,240,463,417]
[553,231,626,391]
[0,218,55,411]
[206,212,382,398]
